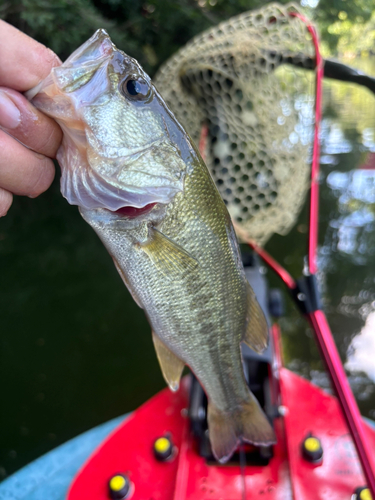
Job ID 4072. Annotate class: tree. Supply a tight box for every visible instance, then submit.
[1,0,290,74]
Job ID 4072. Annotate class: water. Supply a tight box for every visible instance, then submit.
[1,58,375,479]
[267,57,375,410]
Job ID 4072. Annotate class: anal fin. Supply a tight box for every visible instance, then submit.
[242,282,268,354]
[139,227,198,281]
[152,331,185,392]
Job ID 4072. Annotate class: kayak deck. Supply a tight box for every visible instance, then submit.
[66,369,375,500]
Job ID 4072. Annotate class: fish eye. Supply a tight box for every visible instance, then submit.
[122,76,151,100]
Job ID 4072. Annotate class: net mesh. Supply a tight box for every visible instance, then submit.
[154,2,316,245]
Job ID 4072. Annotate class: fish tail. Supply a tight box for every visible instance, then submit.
[207,397,276,463]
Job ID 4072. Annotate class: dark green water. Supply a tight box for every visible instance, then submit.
[1,59,375,479]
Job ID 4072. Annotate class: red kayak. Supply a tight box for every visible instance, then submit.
[67,319,375,500]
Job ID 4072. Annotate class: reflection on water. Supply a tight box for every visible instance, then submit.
[266,58,375,419]
[327,169,375,256]
[1,58,375,479]
[346,311,375,382]
[322,122,352,154]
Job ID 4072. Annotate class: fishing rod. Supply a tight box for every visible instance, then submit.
[198,11,375,498]
[250,12,375,497]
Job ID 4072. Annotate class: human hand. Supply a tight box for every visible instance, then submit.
[0,20,63,216]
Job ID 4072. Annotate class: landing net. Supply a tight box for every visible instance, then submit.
[155,2,316,245]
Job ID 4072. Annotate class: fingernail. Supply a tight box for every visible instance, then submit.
[0,90,21,129]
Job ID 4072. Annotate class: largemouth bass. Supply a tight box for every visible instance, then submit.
[27,30,276,462]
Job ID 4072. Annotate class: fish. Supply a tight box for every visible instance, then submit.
[27,29,276,462]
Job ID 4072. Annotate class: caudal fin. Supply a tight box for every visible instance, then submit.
[207,397,276,463]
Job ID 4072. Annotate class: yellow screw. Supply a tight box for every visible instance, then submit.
[359,488,372,500]
[304,437,321,453]
[109,475,126,492]
[154,437,171,454]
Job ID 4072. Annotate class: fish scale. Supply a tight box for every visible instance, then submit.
[90,158,249,408]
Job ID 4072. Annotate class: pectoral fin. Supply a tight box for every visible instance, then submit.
[140,227,198,281]
[152,332,185,392]
[242,282,268,354]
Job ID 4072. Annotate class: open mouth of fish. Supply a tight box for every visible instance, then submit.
[112,202,158,218]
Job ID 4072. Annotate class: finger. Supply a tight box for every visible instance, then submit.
[0,87,62,158]
[0,129,55,197]
[0,187,13,217]
[0,20,61,92]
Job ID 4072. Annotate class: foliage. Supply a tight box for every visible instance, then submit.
[325,11,375,57]
[307,0,375,57]
[1,0,375,68]
[0,0,290,76]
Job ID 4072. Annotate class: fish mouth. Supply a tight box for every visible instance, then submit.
[79,201,166,228]
[112,203,157,218]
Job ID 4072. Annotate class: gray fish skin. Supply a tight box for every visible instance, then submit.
[29,29,276,462]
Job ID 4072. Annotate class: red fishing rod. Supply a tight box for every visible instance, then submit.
[293,14,375,497]
[199,11,375,498]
